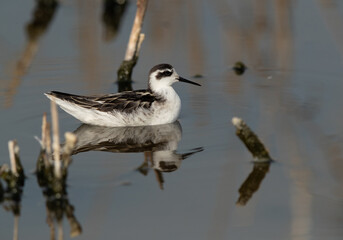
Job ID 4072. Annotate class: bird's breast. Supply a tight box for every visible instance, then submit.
[150,92,181,125]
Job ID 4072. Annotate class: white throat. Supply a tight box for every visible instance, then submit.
[149,77,177,94]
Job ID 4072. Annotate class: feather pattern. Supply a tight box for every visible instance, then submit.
[44,64,201,127]
[47,90,165,114]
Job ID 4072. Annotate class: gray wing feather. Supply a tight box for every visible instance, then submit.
[47,90,164,113]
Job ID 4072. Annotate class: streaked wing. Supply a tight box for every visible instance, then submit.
[48,90,164,113]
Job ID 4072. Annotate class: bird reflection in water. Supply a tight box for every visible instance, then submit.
[71,121,203,189]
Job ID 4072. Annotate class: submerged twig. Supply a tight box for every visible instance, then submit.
[232,117,272,162]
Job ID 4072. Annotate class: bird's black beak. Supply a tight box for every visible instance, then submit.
[178,76,201,86]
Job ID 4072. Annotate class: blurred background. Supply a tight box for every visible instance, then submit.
[1,0,343,239]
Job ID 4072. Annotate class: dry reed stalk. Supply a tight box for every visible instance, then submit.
[46,121,52,156]
[13,215,19,240]
[124,0,148,61]
[41,113,51,167]
[41,113,47,149]
[8,140,17,175]
[50,100,61,179]
[136,33,145,58]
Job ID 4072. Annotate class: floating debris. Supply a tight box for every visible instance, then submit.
[232,61,247,75]
[192,74,204,78]
[232,117,272,162]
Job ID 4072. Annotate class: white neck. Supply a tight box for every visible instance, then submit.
[154,86,178,101]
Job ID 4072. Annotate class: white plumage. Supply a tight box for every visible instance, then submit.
[45,64,201,127]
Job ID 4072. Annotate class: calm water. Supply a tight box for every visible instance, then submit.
[1,0,343,239]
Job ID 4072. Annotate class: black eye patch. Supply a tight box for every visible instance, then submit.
[156,70,173,79]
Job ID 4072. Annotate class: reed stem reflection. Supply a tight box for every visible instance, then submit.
[236,162,270,206]
[102,0,128,42]
[5,0,58,108]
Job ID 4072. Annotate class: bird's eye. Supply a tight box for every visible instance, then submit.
[163,71,173,77]
[156,70,173,79]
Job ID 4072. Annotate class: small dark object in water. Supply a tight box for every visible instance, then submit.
[233,61,247,75]
[192,74,203,78]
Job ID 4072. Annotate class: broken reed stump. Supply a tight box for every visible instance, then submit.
[232,117,273,206]
[117,0,148,91]
[36,107,81,238]
[36,106,78,195]
[232,117,272,162]
[0,140,25,216]
[124,0,147,61]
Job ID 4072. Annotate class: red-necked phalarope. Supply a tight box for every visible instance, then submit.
[45,64,201,127]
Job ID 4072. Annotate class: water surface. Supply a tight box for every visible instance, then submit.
[1,0,343,239]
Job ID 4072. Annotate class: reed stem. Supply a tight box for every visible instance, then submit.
[124,0,148,61]
[50,100,61,179]
[8,140,17,175]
